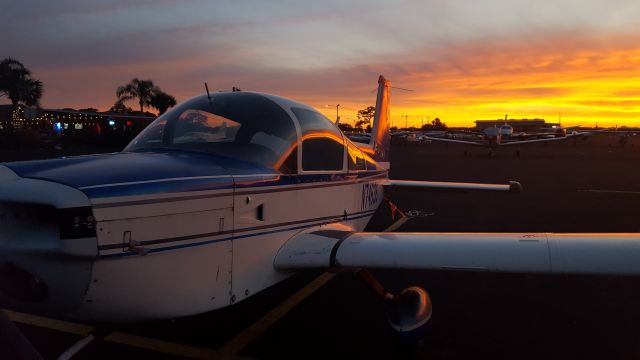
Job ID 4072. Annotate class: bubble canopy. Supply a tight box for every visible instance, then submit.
[125,92,304,173]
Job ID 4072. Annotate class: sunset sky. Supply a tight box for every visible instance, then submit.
[2,0,640,127]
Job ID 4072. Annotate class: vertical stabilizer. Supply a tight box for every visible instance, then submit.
[368,75,391,168]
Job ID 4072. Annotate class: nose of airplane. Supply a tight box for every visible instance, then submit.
[0,165,97,316]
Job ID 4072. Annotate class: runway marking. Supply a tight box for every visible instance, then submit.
[3,309,254,359]
[218,272,336,357]
[4,267,336,358]
[4,309,94,336]
[104,332,219,359]
[383,216,409,232]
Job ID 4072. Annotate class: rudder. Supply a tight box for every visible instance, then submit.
[369,75,391,168]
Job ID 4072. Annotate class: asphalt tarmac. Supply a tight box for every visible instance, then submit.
[3,134,640,359]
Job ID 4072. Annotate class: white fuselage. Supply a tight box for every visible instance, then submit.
[73,171,385,321]
[499,124,513,137]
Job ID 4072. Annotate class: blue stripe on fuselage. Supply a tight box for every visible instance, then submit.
[4,150,387,199]
[4,150,271,193]
[3,151,238,187]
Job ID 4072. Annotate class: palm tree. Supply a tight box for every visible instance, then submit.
[116,78,156,113]
[18,79,43,107]
[108,99,133,113]
[0,58,43,107]
[149,90,177,115]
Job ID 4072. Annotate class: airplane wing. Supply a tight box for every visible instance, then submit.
[383,179,522,192]
[274,231,640,276]
[589,130,635,134]
[499,134,578,146]
[421,136,486,146]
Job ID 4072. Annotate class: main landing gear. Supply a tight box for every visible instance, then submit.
[356,200,434,337]
[355,268,433,337]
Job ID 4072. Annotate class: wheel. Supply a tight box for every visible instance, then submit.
[386,286,433,340]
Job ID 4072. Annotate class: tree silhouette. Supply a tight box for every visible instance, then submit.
[337,123,354,132]
[355,106,375,130]
[109,99,133,113]
[149,90,177,115]
[421,117,447,131]
[19,79,43,107]
[0,58,43,108]
[116,78,157,113]
[116,78,176,115]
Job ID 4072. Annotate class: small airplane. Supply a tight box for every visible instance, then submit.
[499,115,514,138]
[2,76,640,355]
[423,121,586,156]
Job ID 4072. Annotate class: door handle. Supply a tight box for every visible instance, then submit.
[124,231,149,256]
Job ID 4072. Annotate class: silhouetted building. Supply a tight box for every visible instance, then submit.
[1,105,155,137]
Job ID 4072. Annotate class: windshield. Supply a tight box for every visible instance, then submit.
[125,92,299,173]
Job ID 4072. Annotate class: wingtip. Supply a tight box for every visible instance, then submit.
[509,181,523,193]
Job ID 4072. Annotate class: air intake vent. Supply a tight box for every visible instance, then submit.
[255,204,264,222]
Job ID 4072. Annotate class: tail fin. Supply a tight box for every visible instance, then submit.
[368,75,391,168]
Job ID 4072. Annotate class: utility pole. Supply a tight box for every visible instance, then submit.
[404,115,408,129]
[325,104,340,124]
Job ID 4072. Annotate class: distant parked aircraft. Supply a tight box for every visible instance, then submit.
[423,125,586,156]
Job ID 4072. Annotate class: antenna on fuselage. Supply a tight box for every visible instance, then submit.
[204,82,212,105]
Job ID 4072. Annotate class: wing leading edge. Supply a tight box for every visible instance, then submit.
[421,136,486,146]
[499,133,580,146]
[423,133,583,147]
[275,231,640,276]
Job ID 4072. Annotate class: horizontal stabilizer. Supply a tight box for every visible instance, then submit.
[383,179,522,192]
[275,231,640,276]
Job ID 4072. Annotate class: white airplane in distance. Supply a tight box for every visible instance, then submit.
[499,115,513,138]
[2,76,640,351]
[424,122,585,156]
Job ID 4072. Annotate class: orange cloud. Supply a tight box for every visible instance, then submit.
[318,31,640,128]
[20,29,640,129]
[426,36,639,126]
